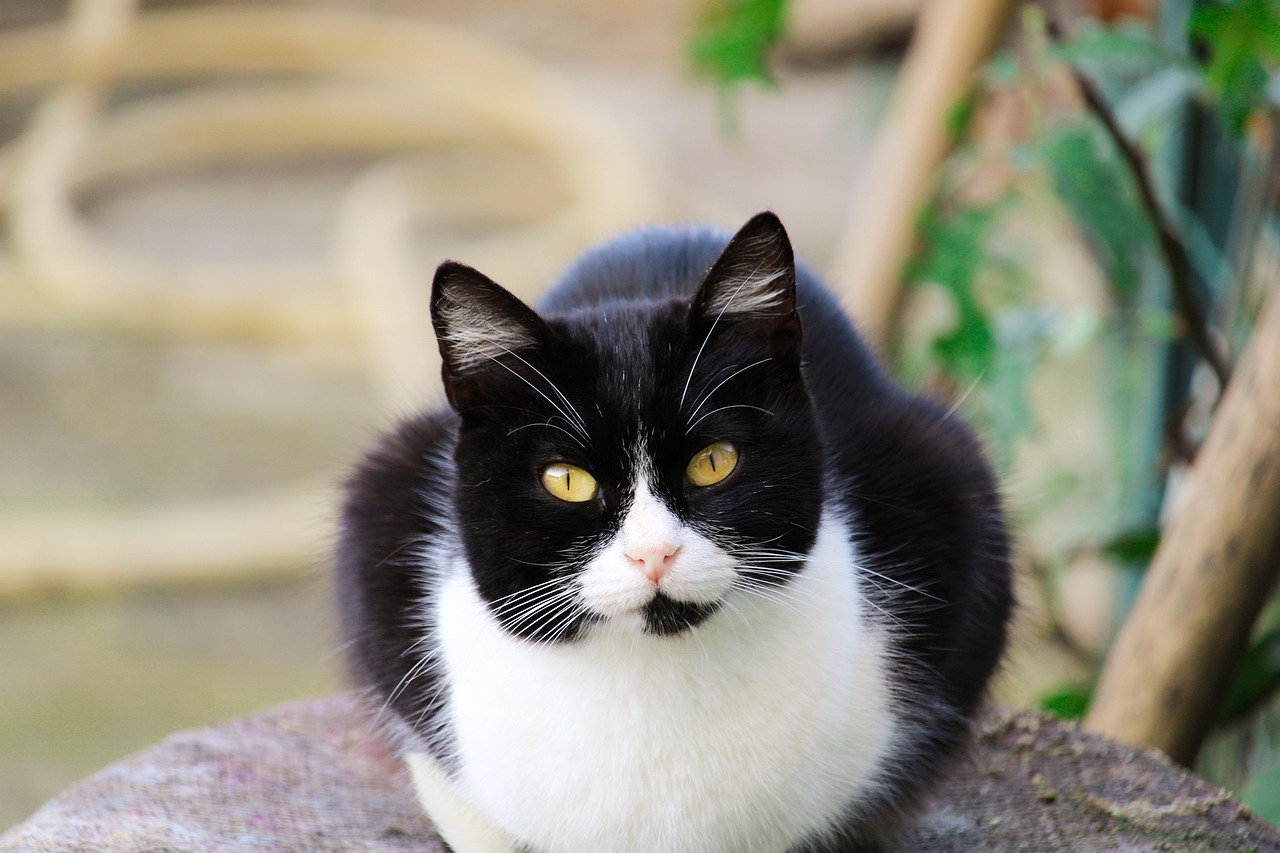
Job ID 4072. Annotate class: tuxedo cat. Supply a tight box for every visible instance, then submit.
[337,212,1012,853]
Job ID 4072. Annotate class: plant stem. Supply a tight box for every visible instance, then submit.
[1068,64,1232,388]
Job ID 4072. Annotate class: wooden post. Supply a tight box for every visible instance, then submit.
[828,0,1014,349]
[1085,286,1280,765]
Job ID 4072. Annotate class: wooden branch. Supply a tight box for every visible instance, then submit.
[1085,283,1280,765]
[782,0,922,60]
[1067,63,1233,388]
[828,0,1015,349]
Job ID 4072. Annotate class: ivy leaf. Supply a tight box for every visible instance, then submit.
[1102,527,1162,565]
[1138,309,1181,340]
[1243,760,1280,825]
[689,0,789,88]
[1042,684,1093,721]
[908,201,1054,469]
[1115,65,1207,136]
[1191,0,1280,134]
[946,90,980,143]
[1043,125,1153,300]
[910,204,1001,383]
[1057,20,1167,77]
[985,308,1062,456]
[1217,625,1280,726]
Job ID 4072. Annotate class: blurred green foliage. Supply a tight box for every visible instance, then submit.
[1043,126,1153,300]
[1191,0,1280,133]
[689,0,787,87]
[1219,626,1280,726]
[1041,683,1093,721]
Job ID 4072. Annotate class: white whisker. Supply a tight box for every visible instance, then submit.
[941,372,984,423]
[856,565,945,602]
[492,584,576,625]
[488,575,571,608]
[479,347,589,444]
[507,420,586,447]
[688,404,775,434]
[679,258,770,409]
[497,346,589,437]
[685,357,771,423]
[500,586,581,637]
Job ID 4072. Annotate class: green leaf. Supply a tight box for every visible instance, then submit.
[689,0,789,89]
[1217,54,1269,134]
[1102,527,1161,564]
[1042,684,1092,721]
[1115,66,1207,135]
[1244,760,1280,825]
[1042,125,1154,300]
[933,311,996,384]
[1057,20,1167,74]
[1138,309,1181,340]
[907,199,1060,469]
[1217,626,1280,725]
[984,307,1057,454]
[946,90,979,143]
[910,204,1002,382]
[1191,0,1280,134]
[982,52,1022,86]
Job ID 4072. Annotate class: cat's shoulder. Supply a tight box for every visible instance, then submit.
[339,410,457,563]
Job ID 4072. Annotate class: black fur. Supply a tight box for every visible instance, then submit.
[336,212,1013,850]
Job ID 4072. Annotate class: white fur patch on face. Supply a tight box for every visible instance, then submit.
[577,473,737,624]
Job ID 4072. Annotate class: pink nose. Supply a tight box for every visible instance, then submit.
[625,543,680,584]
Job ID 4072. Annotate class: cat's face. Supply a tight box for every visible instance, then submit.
[432,214,822,642]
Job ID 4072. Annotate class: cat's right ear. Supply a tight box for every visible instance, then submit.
[690,212,801,359]
[431,262,550,412]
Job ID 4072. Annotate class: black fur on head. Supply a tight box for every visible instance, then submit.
[428,213,823,641]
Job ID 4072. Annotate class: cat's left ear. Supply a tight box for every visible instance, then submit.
[690,212,801,356]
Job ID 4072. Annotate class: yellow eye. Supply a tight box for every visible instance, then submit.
[542,463,599,502]
[686,442,739,487]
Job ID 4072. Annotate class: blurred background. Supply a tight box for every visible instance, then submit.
[2,0,1278,834]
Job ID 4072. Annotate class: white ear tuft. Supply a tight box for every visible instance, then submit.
[431,262,546,371]
[700,267,790,319]
[693,212,798,326]
[433,275,539,372]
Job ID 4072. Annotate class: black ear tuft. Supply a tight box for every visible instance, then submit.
[691,212,801,350]
[430,262,550,411]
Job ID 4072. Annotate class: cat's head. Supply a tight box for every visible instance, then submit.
[431,213,823,641]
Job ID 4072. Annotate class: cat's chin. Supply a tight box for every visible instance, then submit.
[641,593,721,637]
[583,593,721,639]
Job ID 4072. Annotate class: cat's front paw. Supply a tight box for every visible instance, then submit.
[405,751,519,853]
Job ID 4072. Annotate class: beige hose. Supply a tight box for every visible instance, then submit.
[0,3,658,597]
[1,8,656,338]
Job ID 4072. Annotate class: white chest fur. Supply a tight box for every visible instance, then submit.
[419,513,897,853]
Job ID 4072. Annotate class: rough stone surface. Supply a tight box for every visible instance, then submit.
[2,694,1277,852]
[897,709,1280,852]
